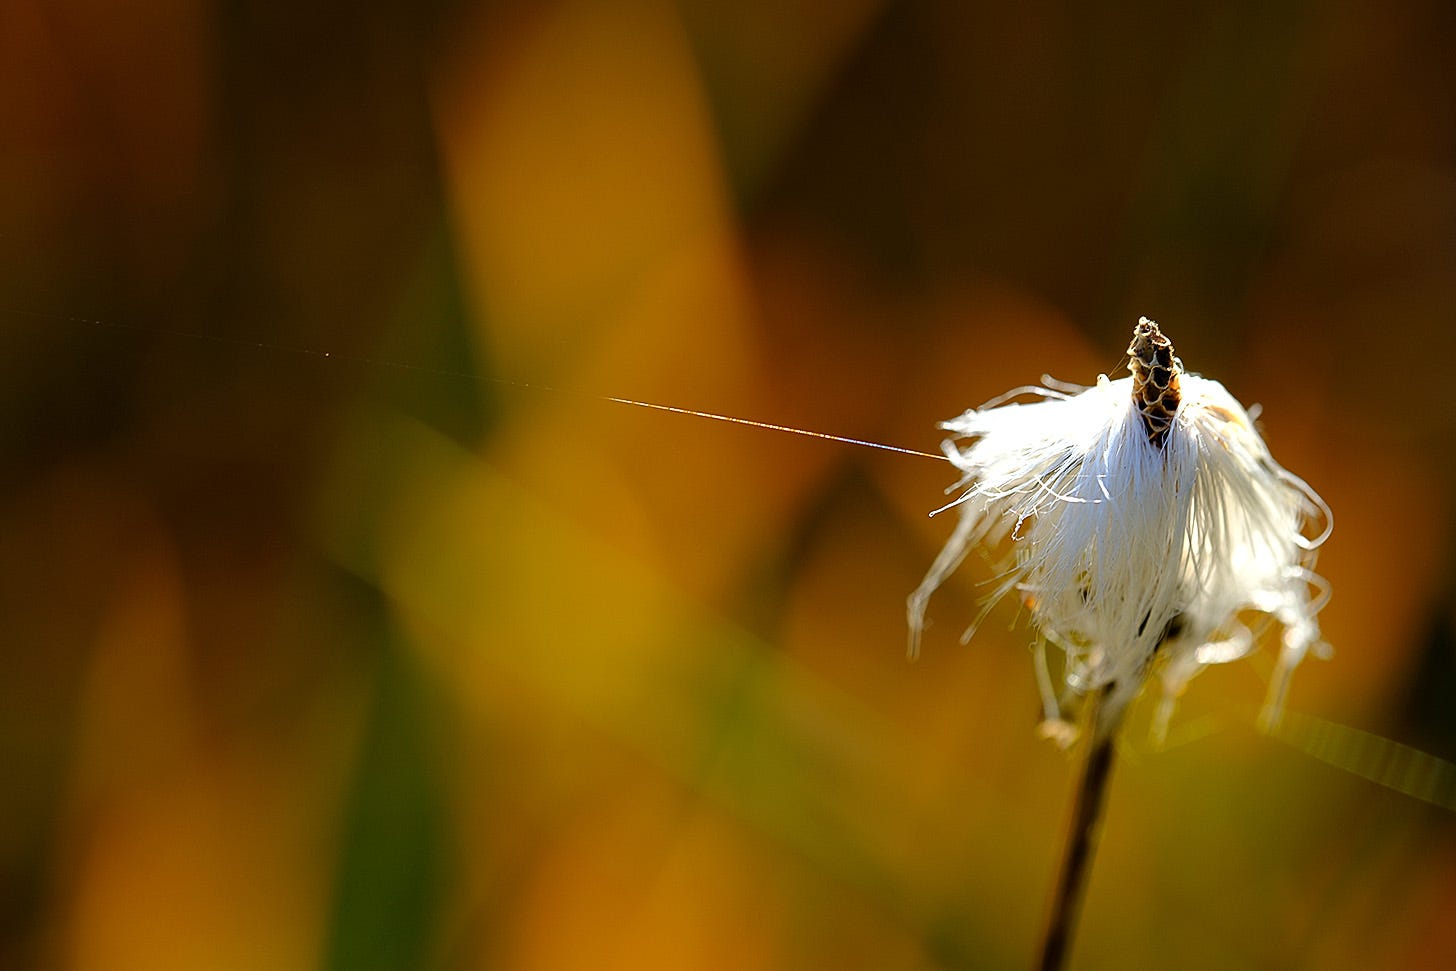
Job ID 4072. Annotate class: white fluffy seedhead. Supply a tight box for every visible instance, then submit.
[908,318,1331,741]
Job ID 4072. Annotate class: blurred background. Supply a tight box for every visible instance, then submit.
[3,1,1456,968]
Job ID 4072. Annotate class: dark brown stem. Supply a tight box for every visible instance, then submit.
[1036,687,1119,971]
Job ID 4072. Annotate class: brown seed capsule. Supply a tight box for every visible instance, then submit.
[1127,317,1182,448]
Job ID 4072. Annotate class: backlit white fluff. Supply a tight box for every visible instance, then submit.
[908,325,1331,741]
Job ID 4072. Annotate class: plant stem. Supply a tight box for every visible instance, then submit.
[1037,686,1119,971]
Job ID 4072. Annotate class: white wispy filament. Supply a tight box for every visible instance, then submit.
[909,318,1331,742]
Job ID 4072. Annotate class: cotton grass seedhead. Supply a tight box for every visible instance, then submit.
[909,318,1331,741]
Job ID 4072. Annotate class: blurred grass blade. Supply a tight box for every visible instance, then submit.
[325,618,452,971]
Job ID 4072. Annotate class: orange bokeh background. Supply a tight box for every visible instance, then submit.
[4,1,1456,968]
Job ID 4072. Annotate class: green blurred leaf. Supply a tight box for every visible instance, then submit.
[324,614,452,971]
